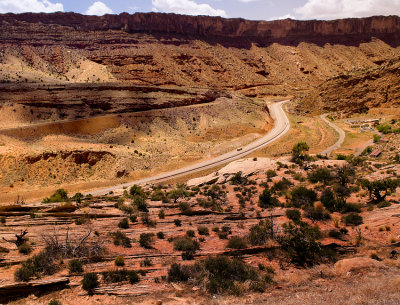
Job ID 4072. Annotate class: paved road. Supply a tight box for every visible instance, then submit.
[319,114,346,156]
[85,100,291,196]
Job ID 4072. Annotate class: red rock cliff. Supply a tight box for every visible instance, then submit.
[1,12,400,45]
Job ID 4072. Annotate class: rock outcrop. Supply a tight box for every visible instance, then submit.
[1,13,400,46]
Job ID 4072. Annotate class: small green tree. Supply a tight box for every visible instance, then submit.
[292,142,309,165]
[258,186,279,208]
[307,167,333,185]
[360,178,400,203]
[81,273,99,295]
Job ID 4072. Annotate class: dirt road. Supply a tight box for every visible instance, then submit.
[319,114,346,156]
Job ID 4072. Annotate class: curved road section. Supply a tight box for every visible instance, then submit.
[87,100,291,196]
[319,114,345,156]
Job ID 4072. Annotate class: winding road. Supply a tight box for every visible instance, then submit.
[319,114,346,156]
[86,100,291,196]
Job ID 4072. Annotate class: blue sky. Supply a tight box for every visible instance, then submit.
[1,0,399,20]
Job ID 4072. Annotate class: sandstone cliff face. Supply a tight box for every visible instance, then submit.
[1,12,400,46]
[294,57,400,115]
[0,12,399,117]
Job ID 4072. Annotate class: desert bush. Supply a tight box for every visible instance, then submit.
[343,213,363,226]
[18,242,32,255]
[278,221,323,266]
[290,186,317,208]
[230,171,247,185]
[102,269,139,284]
[15,251,58,282]
[139,233,154,249]
[42,189,69,203]
[151,189,167,201]
[248,220,273,246]
[227,236,248,249]
[186,230,196,237]
[158,209,165,219]
[68,259,83,274]
[174,219,182,227]
[0,216,5,224]
[204,255,264,294]
[118,218,129,229]
[167,263,201,282]
[157,231,165,239]
[174,236,199,252]
[129,215,137,223]
[285,209,301,222]
[81,273,99,294]
[305,203,330,222]
[129,184,144,197]
[271,177,293,192]
[197,226,209,236]
[258,187,279,209]
[291,142,310,165]
[307,167,333,185]
[132,196,148,212]
[266,170,277,178]
[114,256,125,267]
[49,300,62,305]
[141,212,157,227]
[112,231,131,248]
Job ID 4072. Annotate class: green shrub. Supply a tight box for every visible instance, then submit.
[112,231,131,248]
[68,260,83,274]
[307,167,333,185]
[82,273,99,294]
[305,204,330,222]
[373,134,381,143]
[42,189,69,203]
[132,196,148,212]
[186,230,195,237]
[102,269,139,284]
[129,184,144,197]
[285,209,301,222]
[204,255,262,294]
[197,226,209,236]
[118,218,129,229]
[18,242,32,255]
[248,220,272,246]
[278,221,323,266]
[343,213,363,226]
[139,233,154,249]
[291,186,317,208]
[258,187,279,208]
[158,209,165,219]
[157,231,165,239]
[174,236,199,251]
[0,216,5,224]
[230,171,246,185]
[174,219,182,227]
[49,300,62,305]
[167,263,194,282]
[266,170,277,178]
[227,236,248,249]
[14,251,58,282]
[114,256,125,267]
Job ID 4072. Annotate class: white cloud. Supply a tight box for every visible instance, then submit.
[152,0,227,17]
[294,0,400,20]
[85,1,113,16]
[0,0,63,13]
